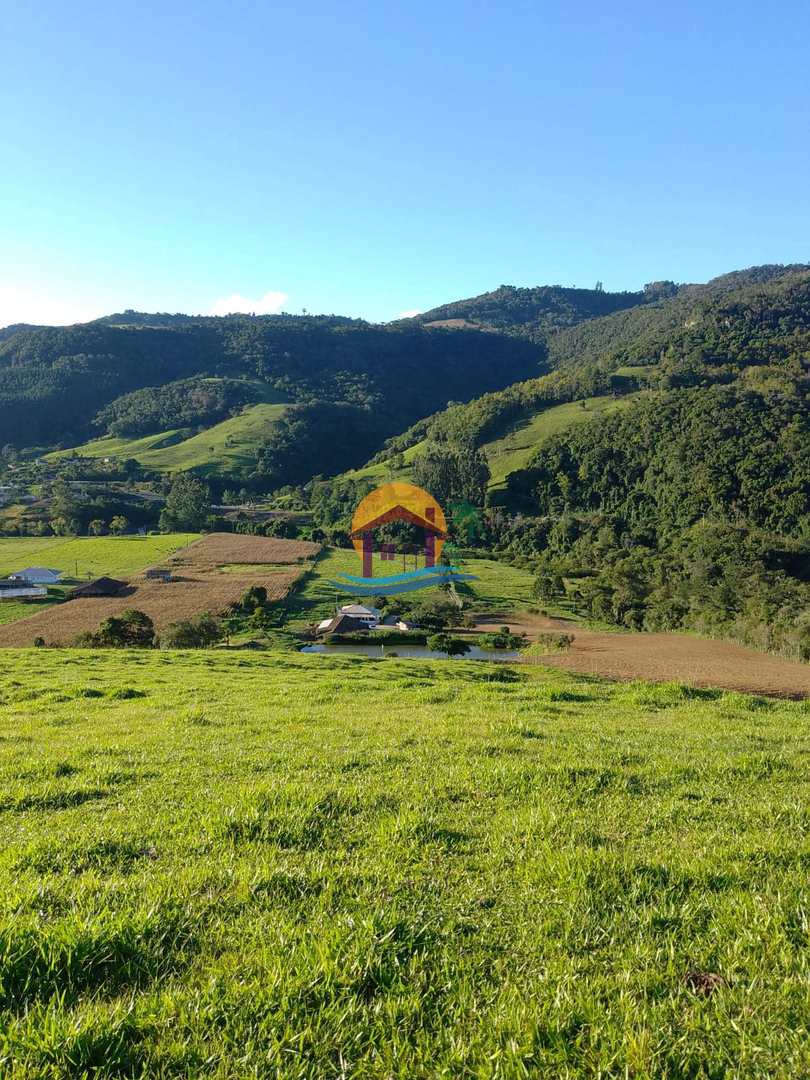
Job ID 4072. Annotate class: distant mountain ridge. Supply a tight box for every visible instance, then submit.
[2,264,807,495]
[0,312,544,477]
[396,283,653,340]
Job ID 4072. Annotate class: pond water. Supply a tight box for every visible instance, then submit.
[301,643,520,661]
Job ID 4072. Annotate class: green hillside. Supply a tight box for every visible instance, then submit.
[482,394,644,488]
[340,440,425,483]
[1,647,809,1075]
[307,269,810,661]
[341,394,645,492]
[48,402,288,476]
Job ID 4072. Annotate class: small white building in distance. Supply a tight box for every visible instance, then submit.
[13,567,62,585]
[337,604,381,626]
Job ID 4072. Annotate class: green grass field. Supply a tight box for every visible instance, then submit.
[0,534,197,580]
[0,599,57,626]
[340,441,425,484]
[0,648,808,1075]
[47,397,287,476]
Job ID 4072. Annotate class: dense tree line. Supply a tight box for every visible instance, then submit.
[412,444,491,507]
[547,264,810,374]
[255,403,391,488]
[527,518,810,661]
[95,377,259,437]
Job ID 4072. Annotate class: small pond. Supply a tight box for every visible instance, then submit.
[301,643,520,661]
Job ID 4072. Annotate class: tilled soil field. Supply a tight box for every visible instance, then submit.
[473,614,810,699]
[168,533,320,570]
[0,534,319,647]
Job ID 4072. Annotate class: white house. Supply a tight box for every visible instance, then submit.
[338,604,381,626]
[13,567,62,585]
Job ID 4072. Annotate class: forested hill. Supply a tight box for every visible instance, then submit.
[546,262,810,372]
[330,264,809,660]
[396,283,654,339]
[504,265,810,535]
[0,323,41,343]
[0,314,543,452]
[367,263,810,459]
[3,263,808,497]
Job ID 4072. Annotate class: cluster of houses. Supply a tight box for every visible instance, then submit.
[316,604,415,636]
[0,566,129,602]
[0,567,62,601]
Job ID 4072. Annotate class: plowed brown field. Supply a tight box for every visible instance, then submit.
[0,534,320,647]
[167,533,320,570]
[473,614,810,699]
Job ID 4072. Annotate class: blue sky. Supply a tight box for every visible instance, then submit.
[2,0,808,326]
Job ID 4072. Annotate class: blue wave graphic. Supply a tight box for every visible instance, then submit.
[337,565,463,586]
[327,572,478,596]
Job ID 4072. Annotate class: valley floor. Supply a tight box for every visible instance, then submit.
[0,649,808,1076]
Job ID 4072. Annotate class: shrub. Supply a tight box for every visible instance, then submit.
[161,612,222,649]
[426,633,471,657]
[479,631,526,650]
[523,633,574,658]
[233,586,268,615]
[78,610,156,648]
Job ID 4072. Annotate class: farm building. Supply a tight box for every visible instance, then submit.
[69,577,126,599]
[318,614,370,636]
[0,576,47,601]
[12,567,61,585]
[144,568,173,582]
[338,604,381,626]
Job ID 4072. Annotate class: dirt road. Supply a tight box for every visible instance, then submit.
[472,614,810,699]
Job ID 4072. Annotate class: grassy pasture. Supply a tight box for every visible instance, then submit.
[0,648,808,1076]
[482,394,644,489]
[0,599,57,626]
[47,398,287,476]
[0,534,198,581]
[340,440,425,483]
[452,556,537,611]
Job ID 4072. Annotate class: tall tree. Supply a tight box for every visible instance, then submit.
[159,474,211,531]
[412,444,490,506]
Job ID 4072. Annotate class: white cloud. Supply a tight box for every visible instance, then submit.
[396,308,421,319]
[209,290,288,316]
[0,284,107,329]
